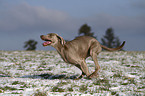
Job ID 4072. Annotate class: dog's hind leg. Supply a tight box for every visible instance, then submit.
[88,51,100,79]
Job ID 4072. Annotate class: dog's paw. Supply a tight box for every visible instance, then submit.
[74,74,85,80]
[87,72,98,79]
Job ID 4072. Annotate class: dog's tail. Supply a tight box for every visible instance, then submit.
[101,41,125,51]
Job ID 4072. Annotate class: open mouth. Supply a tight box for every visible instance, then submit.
[42,40,52,46]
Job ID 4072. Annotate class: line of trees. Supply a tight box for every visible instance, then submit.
[23,23,124,50]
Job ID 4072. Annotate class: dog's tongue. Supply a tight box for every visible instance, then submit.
[43,41,51,46]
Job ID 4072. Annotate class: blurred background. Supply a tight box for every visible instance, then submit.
[0,0,145,51]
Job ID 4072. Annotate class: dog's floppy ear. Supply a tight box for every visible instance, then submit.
[56,34,66,46]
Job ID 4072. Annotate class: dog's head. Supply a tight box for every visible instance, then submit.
[40,33,65,47]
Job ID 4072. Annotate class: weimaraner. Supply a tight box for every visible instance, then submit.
[40,33,125,79]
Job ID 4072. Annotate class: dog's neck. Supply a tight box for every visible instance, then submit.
[53,42,63,52]
[53,42,68,62]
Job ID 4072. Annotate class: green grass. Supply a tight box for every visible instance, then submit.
[33,90,47,96]
[0,86,18,91]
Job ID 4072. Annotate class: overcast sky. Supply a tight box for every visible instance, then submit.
[0,0,145,51]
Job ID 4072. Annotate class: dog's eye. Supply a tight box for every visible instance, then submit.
[50,34,55,37]
[49,34,53,37]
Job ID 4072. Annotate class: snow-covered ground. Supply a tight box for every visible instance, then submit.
[0,51,145,96]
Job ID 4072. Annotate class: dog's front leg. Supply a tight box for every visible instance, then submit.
[74,60,90,79]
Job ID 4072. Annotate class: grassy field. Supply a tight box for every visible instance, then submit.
[0,50,145,96]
